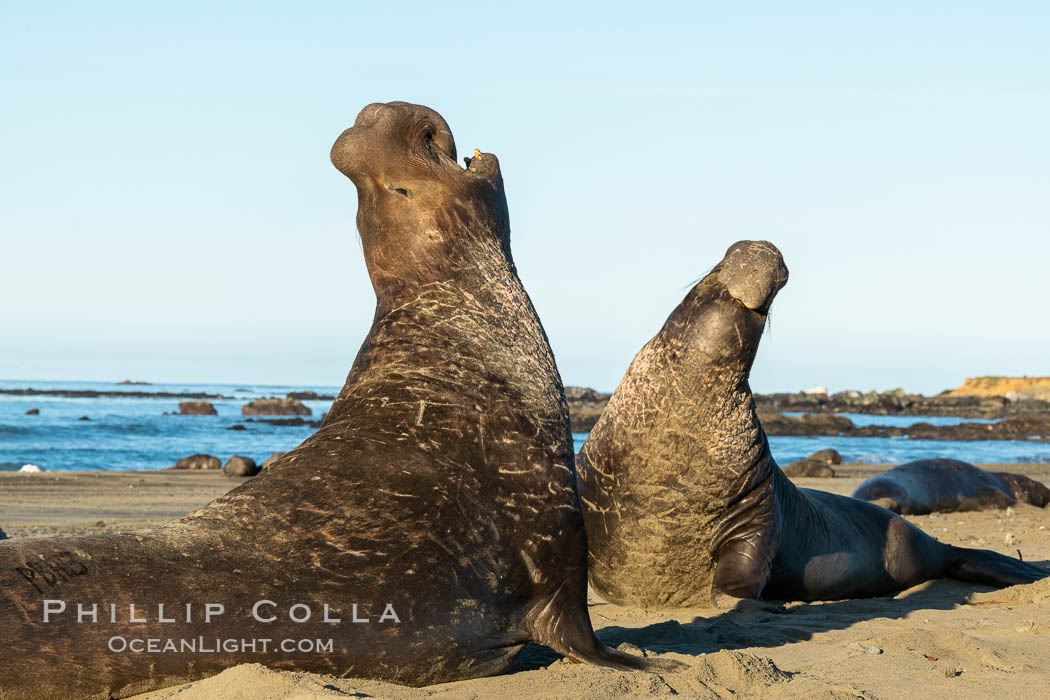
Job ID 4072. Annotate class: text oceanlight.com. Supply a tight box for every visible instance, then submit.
[108,637,336,654]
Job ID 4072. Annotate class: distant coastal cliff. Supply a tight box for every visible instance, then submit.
[947,377,1050,401]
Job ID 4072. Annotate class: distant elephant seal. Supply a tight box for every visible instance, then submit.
[171,453,221,470]
[783,448,842,478]
[852,458,1050,514]
[222,455,259,477]
[578,240,1046,606]
[0,102,673,698]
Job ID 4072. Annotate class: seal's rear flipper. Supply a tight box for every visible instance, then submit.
[557,640,685,673]
[527,587,685,674]
[946,545,1048,587]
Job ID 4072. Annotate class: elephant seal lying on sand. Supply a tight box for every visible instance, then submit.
[0,102,674,699]
[852,458,1050,514]
[783,448,842,478]
[577,240,1047,606]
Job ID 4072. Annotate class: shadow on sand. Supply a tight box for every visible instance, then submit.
[513,568,1048,670]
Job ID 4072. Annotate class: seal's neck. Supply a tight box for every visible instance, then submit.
[324,221,561,429]
[586,333,769,497]
[586,277,771,501]
[356,183,513,311]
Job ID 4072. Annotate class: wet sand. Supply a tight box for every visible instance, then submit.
[0,470,249,538]
[1,465,1048,699]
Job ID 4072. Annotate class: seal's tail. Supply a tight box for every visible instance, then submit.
[527,584,684,674]
[945,545,1048,587]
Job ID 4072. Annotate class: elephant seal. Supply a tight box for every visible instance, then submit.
[852,458,1050,514]
[578,240,1047,606]
[171,453,221,470]
[782,448,842,478]
[0,102,673,698]
[222,455,259,477]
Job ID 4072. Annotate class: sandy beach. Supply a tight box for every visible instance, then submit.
[2,464,1048,699]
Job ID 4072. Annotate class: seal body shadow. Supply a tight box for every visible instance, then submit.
[579,241,1047,606]
[0,102,673,699]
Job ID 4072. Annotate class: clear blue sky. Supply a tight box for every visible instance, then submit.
[2,2,1047,394]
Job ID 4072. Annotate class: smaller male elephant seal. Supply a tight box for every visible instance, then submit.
[578,241,1047,606]
[0,102,675,698]
[783,448,842,478]
[852,458,1050,514]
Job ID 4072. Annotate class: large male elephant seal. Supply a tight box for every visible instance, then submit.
[577,240,1046,606]
[0,102,672,699]
[852,458,1050,514]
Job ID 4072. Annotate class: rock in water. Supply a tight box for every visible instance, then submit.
[178,401,217,415]
[287,390,333,400]
[241,398,311,416]
[757,412,855,436]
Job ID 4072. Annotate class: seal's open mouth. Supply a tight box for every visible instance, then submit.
[463,148,480,170]
[461,148,499,178]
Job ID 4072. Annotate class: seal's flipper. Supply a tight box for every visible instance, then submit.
[527,585,684,674]
[712,536,775,599]
[709,469,780,600]
[993,472,1050,508]
[946,545,1048,586]
[558,640,685,674]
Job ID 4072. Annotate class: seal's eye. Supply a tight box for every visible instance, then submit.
[421,125,456,162]
[386,184,412,199]
[419,130,440,162]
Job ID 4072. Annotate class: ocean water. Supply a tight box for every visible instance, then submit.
[2,380,1047,471]
[0,380,338,471]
